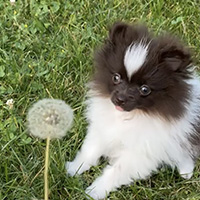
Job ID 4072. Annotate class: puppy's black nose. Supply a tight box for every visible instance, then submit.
[116,94,126,106]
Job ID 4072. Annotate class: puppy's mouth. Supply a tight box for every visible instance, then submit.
[115,105,124,112]
[111,98,129,112]
[111,94,134,112]
[112,101,135,112]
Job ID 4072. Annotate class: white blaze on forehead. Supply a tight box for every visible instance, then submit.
[124,41,149,79]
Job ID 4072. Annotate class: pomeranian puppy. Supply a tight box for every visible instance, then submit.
[66,22,200,199]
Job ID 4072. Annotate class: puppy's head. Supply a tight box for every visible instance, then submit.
[92,22,192,119]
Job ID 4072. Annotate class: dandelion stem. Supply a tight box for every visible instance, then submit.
[44,137,50,200]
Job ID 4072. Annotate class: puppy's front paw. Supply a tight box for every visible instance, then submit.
[66,161,90,176]
[178,161,194,180]
[180,172,193,180]
[85,184,107,200]
[66,161,77,176]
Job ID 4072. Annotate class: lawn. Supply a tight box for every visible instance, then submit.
[1,0,200,199]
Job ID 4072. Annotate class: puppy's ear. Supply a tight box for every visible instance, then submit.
[109,22,150,46]
[109,22,130,45]
[159,37,192,71]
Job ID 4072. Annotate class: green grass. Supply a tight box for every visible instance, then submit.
[1,0,200,199]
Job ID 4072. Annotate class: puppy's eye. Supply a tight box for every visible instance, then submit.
[112,73,121,84]
[139,85,151,96]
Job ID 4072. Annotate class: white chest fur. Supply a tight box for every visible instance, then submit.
[86,96,192,167]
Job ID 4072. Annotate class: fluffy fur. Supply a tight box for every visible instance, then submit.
[66,22,200,200]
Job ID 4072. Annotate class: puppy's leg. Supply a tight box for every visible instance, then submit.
[86,152,153,200]
[66,129,104,176]
[177,157,194,179]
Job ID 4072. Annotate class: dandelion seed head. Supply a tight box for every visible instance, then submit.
[27,99,73,139]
